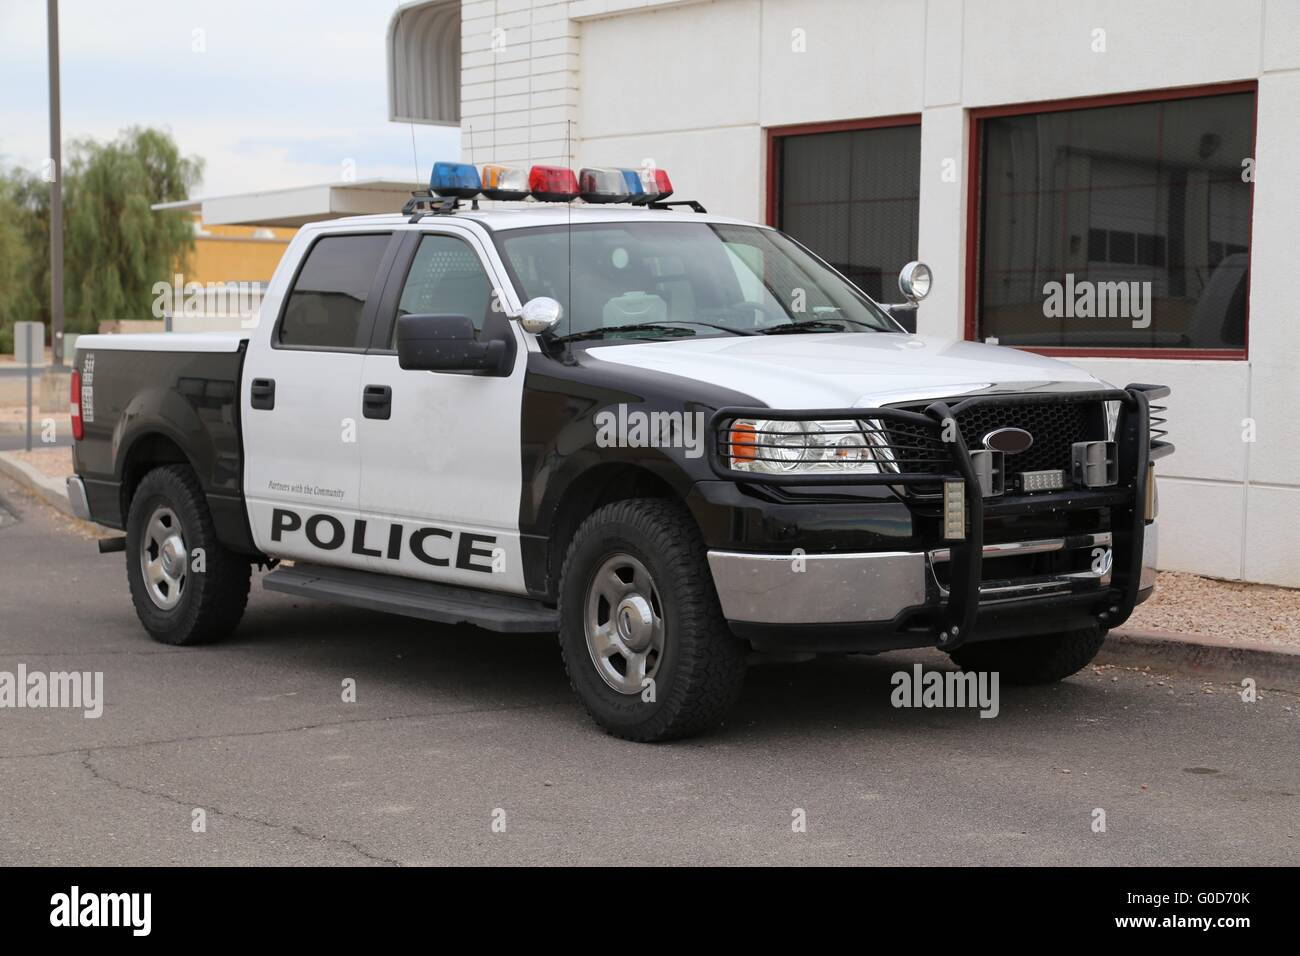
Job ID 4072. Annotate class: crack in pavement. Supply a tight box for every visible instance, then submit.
[77,750,404,867]
[0,698,569,762]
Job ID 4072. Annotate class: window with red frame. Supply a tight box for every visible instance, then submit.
[972,88,1254,353]
[772,122,921,305]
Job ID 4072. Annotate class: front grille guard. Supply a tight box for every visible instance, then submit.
[706,384,1174,650]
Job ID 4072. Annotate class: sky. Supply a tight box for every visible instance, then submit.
[0,0,461,197]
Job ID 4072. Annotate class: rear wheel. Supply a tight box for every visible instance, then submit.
[558,498,746,742]
[947,625,1107,684]
[125,464,251,645]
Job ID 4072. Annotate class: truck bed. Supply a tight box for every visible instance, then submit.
[71,332,255,554]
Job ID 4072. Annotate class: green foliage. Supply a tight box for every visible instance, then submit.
[64,127,203,330]
[0,126,203,349]
[0,169,43,338]
[0,188,30,336]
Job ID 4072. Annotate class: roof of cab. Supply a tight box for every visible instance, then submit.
[298,203,763,233]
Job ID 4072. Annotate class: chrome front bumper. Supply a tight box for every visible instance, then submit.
[707,523,1159,626]
[66,476,92,521]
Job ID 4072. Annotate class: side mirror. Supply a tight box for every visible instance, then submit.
[898,261,933,303]
[396,314,508,374]
[517,296,562,334]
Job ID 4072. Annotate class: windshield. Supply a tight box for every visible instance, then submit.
[493,221,898,341]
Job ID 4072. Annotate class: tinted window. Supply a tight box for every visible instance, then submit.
[391,235,493,346]
[278,234,391,348]
[776,123,921,303]
[976,91,1253,350]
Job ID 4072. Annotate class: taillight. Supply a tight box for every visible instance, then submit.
[70,369,84,441]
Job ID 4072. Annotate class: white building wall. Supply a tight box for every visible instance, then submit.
[461,0,582,166]
[459,0,1300,587]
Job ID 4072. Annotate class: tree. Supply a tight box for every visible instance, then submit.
[0,169,44,352]
[62,127,203,331]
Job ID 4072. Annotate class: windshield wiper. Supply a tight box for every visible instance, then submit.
[550,320,757,344]
[654,320,759,336]
[549,323,699,344]
[760,319,875,334]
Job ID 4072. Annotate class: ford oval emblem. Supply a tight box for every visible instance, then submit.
[983,427,1034,454]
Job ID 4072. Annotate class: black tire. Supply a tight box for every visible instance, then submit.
[125,464,251,645]
[557,498,746,742]
[947,625,1107,684]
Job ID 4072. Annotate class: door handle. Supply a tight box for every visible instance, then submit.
[250,378,275,410]
[362,384,392,420]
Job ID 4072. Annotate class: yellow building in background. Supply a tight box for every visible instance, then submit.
[187,219,295,286]
[115,217,297,333]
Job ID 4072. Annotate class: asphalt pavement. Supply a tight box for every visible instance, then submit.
[1,472,1296,866]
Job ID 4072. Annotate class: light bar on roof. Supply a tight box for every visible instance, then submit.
[529,165,579,202]
[419,160,671,205]
[578,167,630,204]
[429,161,481,199]
[620,167,658,205]
[480,164,530,200]
[651,168,673,201]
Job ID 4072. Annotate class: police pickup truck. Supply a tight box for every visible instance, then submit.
[67,161,1172,741]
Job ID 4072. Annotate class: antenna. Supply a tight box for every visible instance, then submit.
[566,118,573,339]
[408,122,420,189]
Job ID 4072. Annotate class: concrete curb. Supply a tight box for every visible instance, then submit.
[0,451,75,518]
[1102,627,1300,695]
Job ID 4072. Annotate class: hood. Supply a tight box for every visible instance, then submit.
[583,332,1105,408]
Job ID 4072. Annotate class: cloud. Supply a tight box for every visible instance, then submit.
[0,0,460,195]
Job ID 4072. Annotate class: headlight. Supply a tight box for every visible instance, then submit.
[727,418,898,475]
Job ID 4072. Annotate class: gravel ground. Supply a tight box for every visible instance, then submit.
[7,445,72,480]
[1128,570,1300,647]
[7,445,1297,646]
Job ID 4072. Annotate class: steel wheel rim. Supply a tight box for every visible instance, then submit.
[584,552,665,695]
[140,505,188,611]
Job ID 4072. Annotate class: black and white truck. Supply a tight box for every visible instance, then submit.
[66,162,1172,741]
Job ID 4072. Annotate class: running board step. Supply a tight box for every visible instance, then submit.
[262,563,560,633]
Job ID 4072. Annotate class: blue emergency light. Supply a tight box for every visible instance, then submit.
[430,161,482,199]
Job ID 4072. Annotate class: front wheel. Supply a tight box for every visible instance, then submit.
[946,625,1107,684]
[125,464,251,645]
[557,498,747,742]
